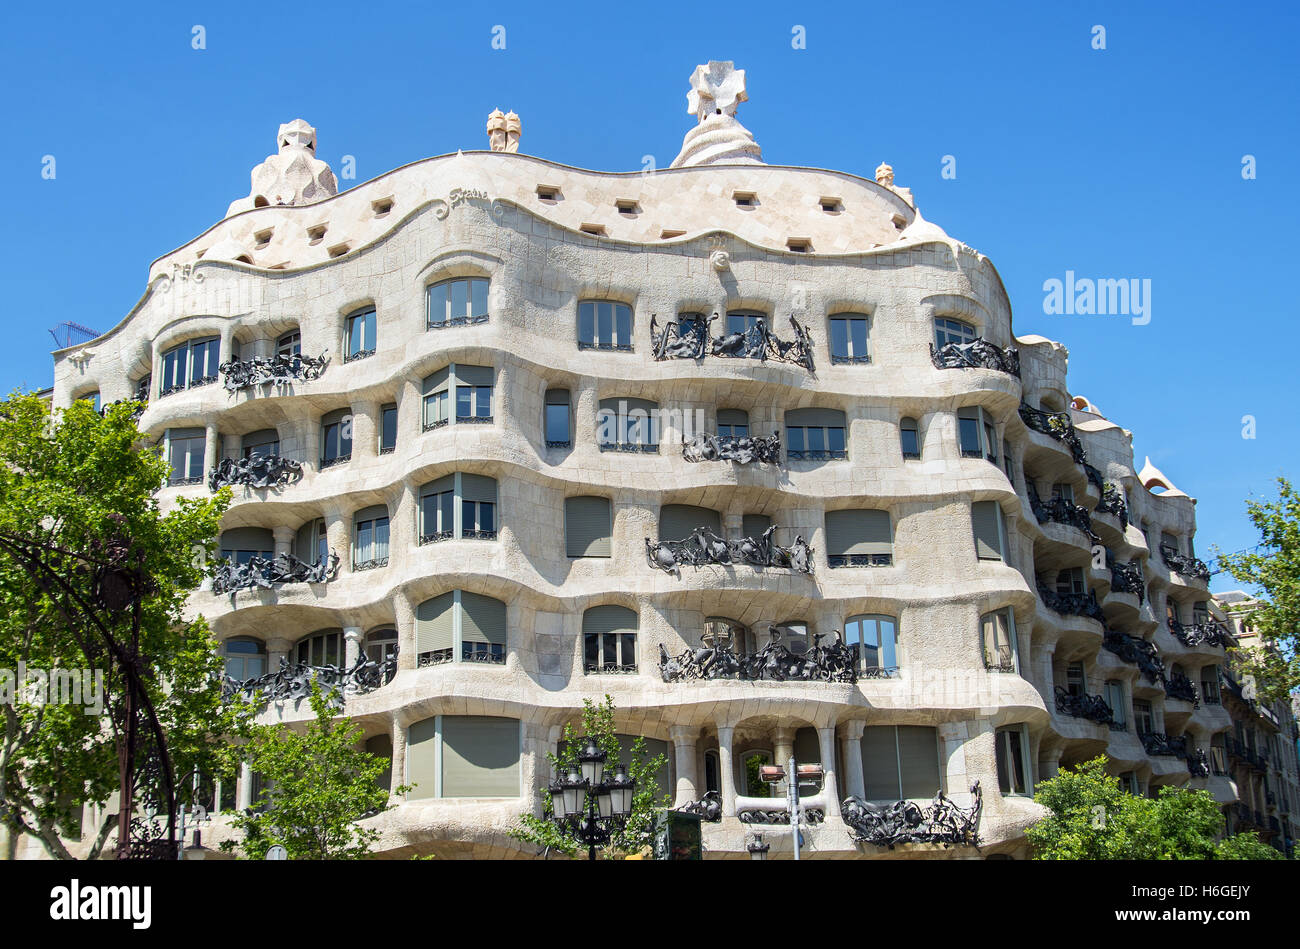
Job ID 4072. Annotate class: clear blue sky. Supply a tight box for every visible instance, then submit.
[1,1,1295,590]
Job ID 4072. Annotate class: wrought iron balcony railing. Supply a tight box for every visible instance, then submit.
[599,441,659,453]
[1038,585,1107,624]
[1103,630,1166,685]
[1139,731,1189,758]
[584,661,639,674]
[428,313,489,329]
[1164,672,1200,706]
[1108,556,1146,602]
[1027,484,1098,540]
[222,650,397,707]
[984,653,1017,674]
[647,526,813,576]
[1096,482,1129,530]
[211,552,340,596]
[168,475,205,487]
[650,313,815,371]
[659,629,858,683]
[827,553,893,568]
[1018,404,1087,465]
[455,414,493,425]
[1160,545,1211,583]
[1169,618,1232,648]
[929,338,1020,376]
[787,448,848,462]
[218,352,329,392]
[682,431,781,465]
[208,454,304,491]
[461,644,506,664]
[545,439,572,449]
[419,530,453,545]
[842,784,983,848]
[418,648,453,667]
[422,418,448,432]
[1054,686,1115,726]
[576,340,634,352]
[159,376,217,399]
[318,453,351,469]
[343,348,375,364]
[352,556,389,572]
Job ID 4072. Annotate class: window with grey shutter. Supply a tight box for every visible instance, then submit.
[422,367,451,431]
[825,509,892,567]
[406,717,439,800]
[659,504,722,542]
[220,527,274,564]
[861,726,901,800]
[454,364,494,423]
[441,716,520,797]
[460,474,498,539]
[366,735,393,792]
[741,513,771,539]
[897,726,941,798]
[419,474,455,543]
[242,428,280,458]
[583,605,638,673]
[565,496,611,558]
[545,388,572,447]
[416,592,455,664]
[972,500,1003,561]
[460,592,507,663]
[167,427,205,484]
[785,407,847,461]
[717,408,749,438]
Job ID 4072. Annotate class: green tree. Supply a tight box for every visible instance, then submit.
[223,683,405,860]
[1213,476,1300,701]
[1028,757,1285,860]
[0,393,243,859]
[1214,831,1284,860]
[510,695,669,858]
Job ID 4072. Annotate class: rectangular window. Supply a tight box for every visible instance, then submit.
[276,332,301,357]
[545,389,571,447]
[347,309,376,360]
[726,310,763,336]
[825,509,893,567]
[1133,699,1154,735]
[957,409,982,457]
[829,314,870,365]
[995,726,1028,795]
[1066,661,1085,697]
[428,277,490,328]
[380,404,397,453]
[981,608,1017,672]
[189,338,220,386]
[1056,567,1085,596]
[845,614,897,672]
[565,496,612,558]
[321,410,353,466]
[167,430,205,484]
[355,515,390,567]
[1051,482,1075,504]
[972,500,1005,561]
[456,385,493,421]
[935,317,977,348]
[1104,681,1127,728]
[578,301,633,350]
[860,725,940,800]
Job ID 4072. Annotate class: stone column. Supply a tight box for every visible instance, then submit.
[390,480,417,566]
[265,637,293,669]
[394,588,417,671]
[272,525,295,559]
[670,725,700,807]
[324,508,349,572]
[773,726,794,797]
[343,625,364,667]
[817,725,841,817]
[350,399,378,460]
[388,711,409,803]
[237,761,253,810]
[840,721,866,800]
[204,423,220,477]
[717,724,738,817]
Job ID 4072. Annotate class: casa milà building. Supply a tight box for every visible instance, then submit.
[46,62,1230,859]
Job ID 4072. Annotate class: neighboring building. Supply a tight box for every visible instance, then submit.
[1214,591,1300,857]
[37,62,1235,859]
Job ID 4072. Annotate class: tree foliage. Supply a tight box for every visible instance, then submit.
[1213,476,1300,701]
[0,393,242,858]
[510,695,669,858]
[222,683,404,860]
[1027,757,1285,860]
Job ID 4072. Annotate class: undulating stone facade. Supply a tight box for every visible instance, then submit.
[45,63,1233,859]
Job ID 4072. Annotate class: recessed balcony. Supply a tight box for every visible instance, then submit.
[218,352,329,392]
[1054,686,1115,726]
[1160,545,1211,583]
[211,552,340,596]
[209,454,303,491]
[1102,630,1166,685]
[929,338,1020,376]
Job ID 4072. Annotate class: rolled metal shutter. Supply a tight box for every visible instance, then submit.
[441,716,520,797]
[565,496,611,557]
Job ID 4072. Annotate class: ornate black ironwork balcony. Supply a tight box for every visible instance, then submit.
[222,649,397,707]
[740,808,826,826]
[419,530,453,545]
[650,313,815,371]
[842,784,982,849]
[984,653,1017,673]
[352,556,389,572]
[98,399,146,420]
[218,351,329,392]
[1103,630,1166,685]
[158,382,187,399]
[461,644,506,664]
[343,348,375,364]
[1164,672,1200,706]
[211,551,340,595]
[134,377,151,402]
[168,475,205,487]
[827,553,893,568]
[861,665,900,679]
[1096,482,1129,529]
[647,525,813,576]
[455,414,493,424]
[674,791,722,822]
[788,449,848,461]
[1168,618,1231,648]
[1108,555,1145,602]
[208,454,303,491]
[659,629,857,683]
[546,439,572,449]
[462,529,498,541]
[1083,463,1106,494]
[830,353,872,365]
[1027,484,1098,540]
[1187,749,1210,778]
[682,431,781,464]
[318,453,351,469]
[584,661,639,674]
[1018,404,1087,465]
[576,340,634,352]
[418,648,453,667]
[1054,686,1116,725]
[929,338,1020,376]
[422,419,448,432]
[1038,585,1106,624]
[428,313,489,329]
[1160,546,1211,583]
[1140,731,1189,758]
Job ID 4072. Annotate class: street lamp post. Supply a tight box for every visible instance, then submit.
[545,738,637,860]
[758,756,823,861]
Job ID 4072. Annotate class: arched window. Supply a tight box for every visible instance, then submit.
[427,277,489,329]
[829,312,870,364]
[825,509,892,567]
[981,608,1018,673]
[344,307,376,362]
[578,300,633,351]
[366,629,398,663]
[934,317,977,348]
[353,505,390,570]
[658,504,722,542]
[296,629,343,667]
[222,638,266,680]
[845,614,898,675]
[597,397,659,452]
[785,408,847,461]
[219,527,274,565]
[900,417,920,459]
[320,408,352,468]
[704,616,749,654]
[773,619,809,656]
[583,605,638,674]
[415,590,508,666]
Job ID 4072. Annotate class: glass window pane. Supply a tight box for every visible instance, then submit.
[479,503,495,533]
[440,492,454,532]
[787,427,804,452]
[382,407,397,450]
[615,305,632,347]
[597,303,613,345]
[959,418,981,453]
[546,404,569,442]
[471,279,488,317]
[462,499,476,533]
[476,386,492,417]
[450,280,468,321]
[829,319,848,357]
[828,427,845,453]
[807,427,825,453]
[900,427,919,456]
[457,386,471,418]
[850,319,868,357]
[357,522,372,558]
[578,303,595,345]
